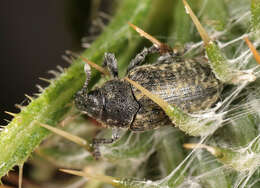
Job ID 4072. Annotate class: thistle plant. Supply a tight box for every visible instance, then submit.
[1,0,260,188]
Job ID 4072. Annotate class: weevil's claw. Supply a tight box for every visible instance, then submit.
[92,146,101,160]
[91,128,121,160]
[91,139,101,160]
[92,138,115,160]
[128,22,172,54]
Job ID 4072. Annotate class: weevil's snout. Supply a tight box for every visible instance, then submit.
[75,89,104,118]
[74,62,104,118]
[86,90,104,118]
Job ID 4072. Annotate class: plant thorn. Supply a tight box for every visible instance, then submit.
[61,54,73,64]
[124,77,169,111]
[59,168,120,187]
[65,50,110,76]
[39,77,52,83]
[24,94,34,101]
[244,36,260,65]
[4,111,17,117]
[35,84,44,92]
[56,65,64,73]
[18,164,23,188]
[15,104,23,110]
[183,143,221,157]
[38,122,92,152]
[4,119,11,123]
[182,0,211,45]
[128,22,172,53]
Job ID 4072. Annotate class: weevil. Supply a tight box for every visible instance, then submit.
[74,24,223,158]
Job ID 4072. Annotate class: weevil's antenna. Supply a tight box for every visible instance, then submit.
[82,62,92,92]
[66,50,110,76]
[244,37,260,65]
[128,22,172,53]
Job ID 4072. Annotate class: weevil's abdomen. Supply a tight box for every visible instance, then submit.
[127,57,223,131]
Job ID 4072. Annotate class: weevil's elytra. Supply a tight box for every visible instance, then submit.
[74,24,223,158]
[128,57,223,131]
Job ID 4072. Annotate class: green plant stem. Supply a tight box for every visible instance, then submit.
[205,42,234,83]
[0,0,155,178]
[251,0,260,31]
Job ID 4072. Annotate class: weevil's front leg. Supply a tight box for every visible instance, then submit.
[92,128,121,159]
[127,45,159,72]
[103,53,119,78]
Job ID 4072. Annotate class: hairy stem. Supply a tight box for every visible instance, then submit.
[0,0,155,178]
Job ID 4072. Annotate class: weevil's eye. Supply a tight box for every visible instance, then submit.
[75,89,104,118]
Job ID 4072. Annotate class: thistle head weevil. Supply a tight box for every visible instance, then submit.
[74,23,223,158]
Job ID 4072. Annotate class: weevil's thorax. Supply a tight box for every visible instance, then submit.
[99,80,140,128]
[75,79,139,128]
[128,54,223,113]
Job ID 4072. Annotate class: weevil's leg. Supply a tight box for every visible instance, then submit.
[111,127,121,140]
[127,45,159,72]
[103,53,119,78]
[92,128,121,159]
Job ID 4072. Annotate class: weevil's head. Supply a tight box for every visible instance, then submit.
[74,63,105,118]
[74,63,139,128]
[75,79,139,128]
[74,88,104,118]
